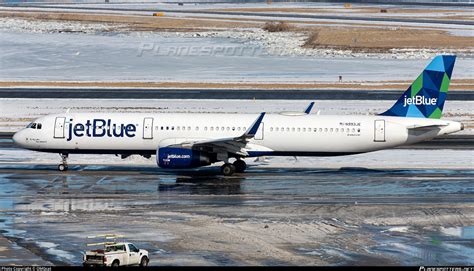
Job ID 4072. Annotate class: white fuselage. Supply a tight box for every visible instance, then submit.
[13,112,463,158]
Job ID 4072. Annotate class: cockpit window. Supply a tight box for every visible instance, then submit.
[27,123,42,129]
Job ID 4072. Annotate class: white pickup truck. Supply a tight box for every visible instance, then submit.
[83,242,149,267]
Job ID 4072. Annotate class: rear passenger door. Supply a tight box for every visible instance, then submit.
[374,120,385,142]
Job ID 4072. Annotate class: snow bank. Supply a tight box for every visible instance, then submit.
[170,29,474,60]
[0,17,126,34]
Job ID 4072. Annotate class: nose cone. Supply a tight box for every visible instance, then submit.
[12,130,25,147]
[12,131,18,144]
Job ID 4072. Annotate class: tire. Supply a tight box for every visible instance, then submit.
[221,163,235,176]
[139,256,149,267]
[111,260,120,267]
[58,164,67,171]
[233,160,246,173]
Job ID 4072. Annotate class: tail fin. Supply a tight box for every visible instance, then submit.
[380,55,456,119]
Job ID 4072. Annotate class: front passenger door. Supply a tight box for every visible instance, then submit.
[127,244,140,265]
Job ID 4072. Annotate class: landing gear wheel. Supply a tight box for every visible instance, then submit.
[233,160,247,173]
[58,153,69,172]
[221,163,236,176]
[58,164,68,172]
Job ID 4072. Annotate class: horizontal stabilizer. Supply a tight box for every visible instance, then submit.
[406,123,448,130]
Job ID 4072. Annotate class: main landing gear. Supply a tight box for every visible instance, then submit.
[58,153,69,171]
[221,159,247,176]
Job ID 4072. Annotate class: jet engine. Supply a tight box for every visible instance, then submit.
[157,147,212,168]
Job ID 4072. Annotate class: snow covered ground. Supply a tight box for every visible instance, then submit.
[1,28,473,82]
[1,15,473,60]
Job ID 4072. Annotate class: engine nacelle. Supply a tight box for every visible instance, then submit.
[157,147,212,169]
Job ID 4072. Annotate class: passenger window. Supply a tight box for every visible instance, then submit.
[324,128,328,132]
[161,126,164,130]
[187,126,191,131]
[195,126,199,131]
[177,126,180,131]
[210,127,214,131]
[237,127,241,131]
[335,128,338,132]
[128,244,139,253]
[292,128,295,132]
[232,127,235,131]
[330,128,333,132]
[314,128,317,132]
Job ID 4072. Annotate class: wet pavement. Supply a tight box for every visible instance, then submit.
[0,165,473,265]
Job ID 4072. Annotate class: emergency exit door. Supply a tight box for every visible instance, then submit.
[143,117,154,139]
[54,117,66,139]
[374,119,385,142]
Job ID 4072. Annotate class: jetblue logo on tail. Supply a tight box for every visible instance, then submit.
[380,55,456,119]
[403,95,437,107]
[67,119,136,141]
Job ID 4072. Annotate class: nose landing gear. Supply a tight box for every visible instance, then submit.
[58,153,69,171]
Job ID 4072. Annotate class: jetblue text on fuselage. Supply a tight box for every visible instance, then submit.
[403,95,437,107]
[67,119,136,141]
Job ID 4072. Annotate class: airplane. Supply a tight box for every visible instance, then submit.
[12,55,463,176]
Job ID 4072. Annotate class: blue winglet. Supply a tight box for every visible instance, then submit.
[245,112,266,137]
[304,102,315,114]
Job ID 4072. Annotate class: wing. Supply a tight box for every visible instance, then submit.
[172,112,266,157]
